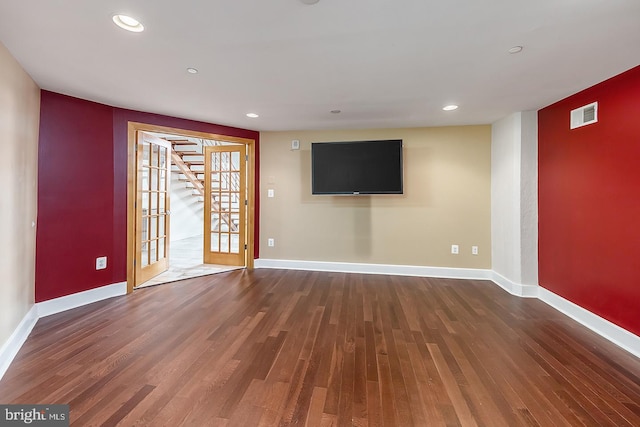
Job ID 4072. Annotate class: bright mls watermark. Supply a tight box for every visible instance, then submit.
[0,405,69,426]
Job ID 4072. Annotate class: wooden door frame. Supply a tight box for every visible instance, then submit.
[126,121,256,294]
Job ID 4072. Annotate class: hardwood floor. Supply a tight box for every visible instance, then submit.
[1,269,639,426]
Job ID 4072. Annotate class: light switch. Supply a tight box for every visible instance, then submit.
[268,189,275,198]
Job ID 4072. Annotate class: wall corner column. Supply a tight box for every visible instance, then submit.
[491,111,538,290]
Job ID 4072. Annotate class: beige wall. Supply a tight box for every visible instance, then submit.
[0,43,40,346]
[259,126,491,268]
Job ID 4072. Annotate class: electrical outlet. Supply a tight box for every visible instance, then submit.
[451,245,459,254]
[96,256,107,270]
[472,246,479,255]
[291,140,300,150]
[267,238,275,247]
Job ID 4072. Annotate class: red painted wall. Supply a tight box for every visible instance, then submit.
[36,91,260,302]
[36,92,116,302]
[538,65,640,336]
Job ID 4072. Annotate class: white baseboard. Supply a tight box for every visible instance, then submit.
[256,259,639,358]
[2,270,638,383]
[37,281,127,318]
[539,287,640,359]
[490,271,539,298]
[0,305,38,381]
[255,258,492,280]
[0,282,128,381]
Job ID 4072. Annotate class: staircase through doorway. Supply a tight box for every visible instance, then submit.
[134,132,246,289]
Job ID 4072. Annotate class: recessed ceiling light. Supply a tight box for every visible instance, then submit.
[330,110,341,114]
[187,68,198,74]
[508,46,523,54]
[246,113,259,118]
[443,105,459,111]
[112,14,144,32]
[300,0,320,4]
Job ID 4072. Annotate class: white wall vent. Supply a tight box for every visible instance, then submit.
[570,102,598,129]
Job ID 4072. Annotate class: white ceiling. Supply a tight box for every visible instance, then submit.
[0,0,638,131]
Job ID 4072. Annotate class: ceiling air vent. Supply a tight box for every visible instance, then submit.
[570,102,598,129]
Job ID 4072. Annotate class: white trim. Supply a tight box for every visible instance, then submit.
[0,305,38,381]
[37,281,127,318]
[2,270,639,384]
[490,270,539,298]
[255,258,492,280]
[256,259,638,358]
[0,282,127,380]
[539,287,640,359]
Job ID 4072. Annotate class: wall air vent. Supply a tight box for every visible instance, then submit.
[570,102,598,129]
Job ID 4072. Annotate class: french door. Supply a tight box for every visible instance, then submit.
[204,144,246,266]
[135,132,171,285]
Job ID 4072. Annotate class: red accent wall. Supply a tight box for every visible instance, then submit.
[36,92,116,302]
[36,91,260,302]
[538,65,640,336]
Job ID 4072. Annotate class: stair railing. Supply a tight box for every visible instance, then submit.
[170,146,237,232]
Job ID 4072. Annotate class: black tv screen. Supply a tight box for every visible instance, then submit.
[311,140,403,195]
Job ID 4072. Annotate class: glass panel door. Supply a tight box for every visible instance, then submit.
[135,132,171,285]
[204,144,246,266]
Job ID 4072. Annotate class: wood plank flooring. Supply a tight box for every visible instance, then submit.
[1,269,639,426]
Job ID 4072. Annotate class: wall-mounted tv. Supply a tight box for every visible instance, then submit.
[311,139,403,195]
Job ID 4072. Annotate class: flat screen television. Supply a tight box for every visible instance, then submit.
[311,139,403,195]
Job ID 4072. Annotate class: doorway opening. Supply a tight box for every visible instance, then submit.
[126,122,256,293]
